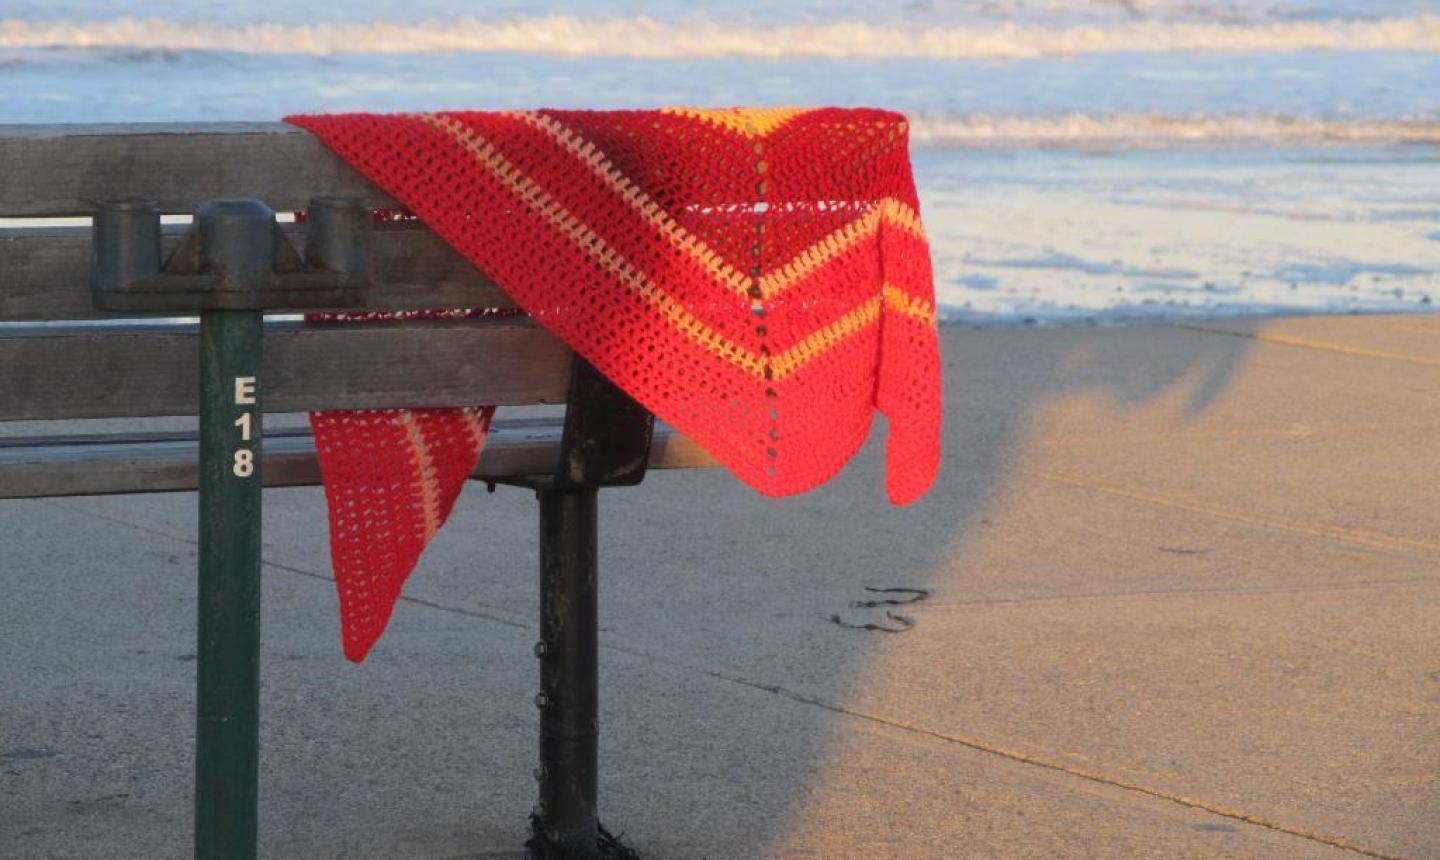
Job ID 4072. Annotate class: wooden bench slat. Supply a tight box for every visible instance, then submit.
[0,222,516,321]
[0,122,393,217]
[0,419,718,498]
[0,319,572,421]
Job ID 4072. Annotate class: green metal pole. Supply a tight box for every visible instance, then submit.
[195,306,263,860]
[93,195,368,859]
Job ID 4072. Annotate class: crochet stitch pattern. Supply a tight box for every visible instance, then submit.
[309,402,493,661]
[287,107,942,661]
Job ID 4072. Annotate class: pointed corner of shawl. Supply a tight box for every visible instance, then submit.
[883,422,942,506]
[339,613,392,664]
[342,642,373,664]
[885,467,938,507]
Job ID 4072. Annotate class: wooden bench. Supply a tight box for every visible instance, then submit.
[0,122,718,860]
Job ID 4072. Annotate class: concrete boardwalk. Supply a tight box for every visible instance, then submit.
[3,314,1436,859]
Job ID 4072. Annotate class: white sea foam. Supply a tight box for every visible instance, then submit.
[907,113,1440,148]
[1,14,1437,60]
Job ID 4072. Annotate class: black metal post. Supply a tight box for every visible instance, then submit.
[535,487,600,859]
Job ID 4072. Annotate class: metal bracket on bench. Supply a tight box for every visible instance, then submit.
[554,358,655,489]
[92,196,370,312]
[491,357,655,493]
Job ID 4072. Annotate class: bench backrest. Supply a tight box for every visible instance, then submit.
[0,122,573,422]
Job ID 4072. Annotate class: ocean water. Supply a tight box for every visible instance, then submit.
[1,0,1437,323]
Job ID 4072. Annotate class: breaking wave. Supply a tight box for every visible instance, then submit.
[907,113,1440,148]
[0,14,1437,60]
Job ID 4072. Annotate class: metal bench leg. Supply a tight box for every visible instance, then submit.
[196,306,263,860]
[504,358,649,858]
[535,486,600,858]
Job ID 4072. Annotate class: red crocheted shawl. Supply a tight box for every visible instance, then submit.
[285,108,942,661]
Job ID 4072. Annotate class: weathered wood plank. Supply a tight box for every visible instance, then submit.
[0,122,394,217]
[0,222,516,321]
[0,319,572,421]
[0,420,718,498]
